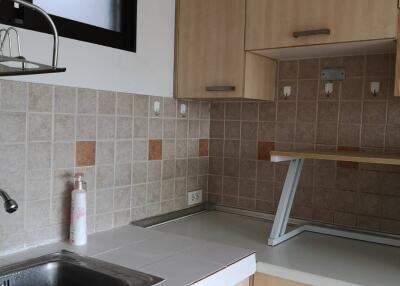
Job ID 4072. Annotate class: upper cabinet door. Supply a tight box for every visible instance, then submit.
[175,0,246,99]
[245,0,399,51]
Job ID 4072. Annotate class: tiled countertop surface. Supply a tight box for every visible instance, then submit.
[0,224,255,286]
[154,211,400,286]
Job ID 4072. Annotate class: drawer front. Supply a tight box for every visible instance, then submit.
[246,0,398,50]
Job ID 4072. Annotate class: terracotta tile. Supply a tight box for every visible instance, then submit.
[339,101,362,124]
[338,124,360,147]
[148,139,162,160]
[299,59,319,79]
[242,102,259,121]
[198,139,208,157]
[279,60,298,80]
[363,101,387,124]
[341,78,364,100]
[297,101,316,123]
[278,80,297,101]
[361,124,385,148]
[366,54,389,77]
[337,146,359,169]
[343,55,365,77]
[277,101,296,123]
[225,102,241,120]
[318,101,339,122]
[258,141,275,161]
[76,141,96,167]
[259,102,276,121]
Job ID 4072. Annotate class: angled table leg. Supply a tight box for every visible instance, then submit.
[268,158,304,246]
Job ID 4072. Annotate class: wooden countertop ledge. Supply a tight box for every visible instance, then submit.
[270,150,400,166]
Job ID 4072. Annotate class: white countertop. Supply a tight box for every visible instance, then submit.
[0,224,255,286]
[154,211,400,286]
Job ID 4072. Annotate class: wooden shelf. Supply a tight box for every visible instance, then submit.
[270,150,400,166]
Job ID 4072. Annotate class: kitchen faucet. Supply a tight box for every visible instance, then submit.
[0,189,18,213]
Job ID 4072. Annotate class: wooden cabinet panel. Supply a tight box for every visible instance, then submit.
[244,52,276,100]
[396,12,400,97]
[246,0,398,51]
[175,0,246,99]
[254,273,310,286]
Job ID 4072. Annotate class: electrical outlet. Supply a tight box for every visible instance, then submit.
[188,190,202,206]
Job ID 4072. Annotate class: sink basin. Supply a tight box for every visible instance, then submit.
[0,250,163,286]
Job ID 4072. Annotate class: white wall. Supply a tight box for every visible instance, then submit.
[1,0,176,97]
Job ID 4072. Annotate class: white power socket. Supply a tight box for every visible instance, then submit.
[188,190,202,206]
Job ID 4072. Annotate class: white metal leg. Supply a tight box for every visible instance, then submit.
[268,156,400,247]
[268,159,304,246]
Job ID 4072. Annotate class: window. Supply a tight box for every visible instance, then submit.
[0,0,137,52]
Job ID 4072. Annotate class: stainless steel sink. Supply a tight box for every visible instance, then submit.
[0,250,163,286]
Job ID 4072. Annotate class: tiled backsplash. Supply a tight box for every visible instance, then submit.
[0,80,210,254]
[208,54,400,236]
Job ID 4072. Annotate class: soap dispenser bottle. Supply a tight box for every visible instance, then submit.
[69,172,87,246]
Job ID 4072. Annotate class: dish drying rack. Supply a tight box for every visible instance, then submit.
[0,0,66,76]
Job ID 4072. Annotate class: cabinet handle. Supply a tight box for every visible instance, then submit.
[205,86,235,92]
[293,28,330,38]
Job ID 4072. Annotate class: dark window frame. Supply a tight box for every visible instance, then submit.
[0,0,137,53]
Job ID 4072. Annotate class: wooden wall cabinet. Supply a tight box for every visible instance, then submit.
[246,0,399,51]
[175,0,276,101]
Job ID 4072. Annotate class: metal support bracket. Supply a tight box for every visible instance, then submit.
[268,157,400,247]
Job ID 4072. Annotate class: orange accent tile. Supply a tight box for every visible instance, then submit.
[149,140,162,160]
[76,141,96,167]
[337,146,359,169]
[258,142,275,161]
[199,139,209,157]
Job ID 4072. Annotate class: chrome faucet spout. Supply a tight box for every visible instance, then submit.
[0,189,18,213]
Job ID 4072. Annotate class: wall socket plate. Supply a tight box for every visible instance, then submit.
[188,190,202,206]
